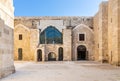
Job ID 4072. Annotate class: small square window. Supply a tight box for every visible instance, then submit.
[19,34,22,40]
[79,34,85,41]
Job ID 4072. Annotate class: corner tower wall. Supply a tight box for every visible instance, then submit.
[94,1,108,63]
[0,0,15,78]
[108,0,120,66]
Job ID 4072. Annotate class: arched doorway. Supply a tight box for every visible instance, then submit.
[77,45,87,60]
[48,52,56,61]
[58,47,63,61]
[37,49,42,61]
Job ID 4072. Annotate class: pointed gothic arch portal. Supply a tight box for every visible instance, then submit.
[37,49,42,61]
[40,26,63,44]
[77,45,87,60]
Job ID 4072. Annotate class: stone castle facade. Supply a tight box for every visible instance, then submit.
[0,0,120,79]
[0,0,15,78]
[14,0,120,65]
[14,17,94,61]
[1,0,120,78]
[14,0,120,66]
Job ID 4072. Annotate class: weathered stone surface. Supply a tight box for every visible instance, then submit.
[2,61,120,81]
[14,17,93,61]
[72,24,94,61]
[13,0,120,66]
[94,0,120,66]
[94,1,108,63]
[94,12,99,61]
[14,16,93,29]
[0,0,15,79]
[108,0,120,66]
[14,24,31,61]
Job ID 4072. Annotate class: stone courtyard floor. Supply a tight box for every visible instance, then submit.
[1,61,120,81]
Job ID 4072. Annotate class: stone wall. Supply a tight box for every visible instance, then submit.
[14,16,93,30]
[0,0,15,78]
[34,28,72,61]
[101,2,108,63]
[94,13,99,61]
[108,0,120,66]
[14,24,31,61]
[96,1,108,62]
[63,28,72,61]
[94,0,120,66]
[0,0,14,28]
[14,17,92,61]
[72,24,94,61]
[13,0,120,66]
[14,24,40,61]
[37,44,63,61]
[30,29,39,61]
[118,0,120,66]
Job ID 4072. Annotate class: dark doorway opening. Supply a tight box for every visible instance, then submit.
[37,49,42,61]
[77,45,87,60]
[48,52,56,61]
[58,47,63,61]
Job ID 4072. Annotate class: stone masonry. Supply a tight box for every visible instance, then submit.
[14,0,120,66]
[94,0,120,66]
[1,0,120,79]
[0,0,15,79]
[14,17,94,61]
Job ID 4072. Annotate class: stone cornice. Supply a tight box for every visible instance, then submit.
[15,16,93,20]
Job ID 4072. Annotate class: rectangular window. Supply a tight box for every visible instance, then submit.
[19,34,22,40]
[18,48,22,60]
[18,48,22,54]
[79,34,85,41]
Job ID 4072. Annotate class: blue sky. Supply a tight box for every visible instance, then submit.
[14,0,107,16]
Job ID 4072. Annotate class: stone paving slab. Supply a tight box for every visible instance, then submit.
[1,61,120,81]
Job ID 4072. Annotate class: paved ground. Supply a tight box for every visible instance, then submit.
[1,61,120,81]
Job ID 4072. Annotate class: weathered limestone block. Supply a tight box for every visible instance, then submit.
[63,28,72,61]
[98,2,108,63]
[14,24,31,61]
[108,0,120,66]
[0,0,15,78]
[93,12,99,61]
[30,29,39,61]
[15,16,93,30]
[94,0,120,66]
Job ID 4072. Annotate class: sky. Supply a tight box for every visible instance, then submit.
[14,0,108,16]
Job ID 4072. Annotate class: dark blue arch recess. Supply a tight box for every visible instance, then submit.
[40,26,63,44]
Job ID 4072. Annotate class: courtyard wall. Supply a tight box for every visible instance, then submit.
[0,0,15,78]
